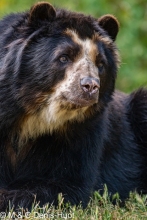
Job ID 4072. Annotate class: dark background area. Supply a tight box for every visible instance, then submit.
[0,0,147,93]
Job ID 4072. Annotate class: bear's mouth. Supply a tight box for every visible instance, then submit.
[61,93,98,109]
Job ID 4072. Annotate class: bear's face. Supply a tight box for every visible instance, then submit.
[50,29,100,108]
[10,3,120,140]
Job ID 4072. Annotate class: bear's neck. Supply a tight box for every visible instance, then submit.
[15,106,95,146]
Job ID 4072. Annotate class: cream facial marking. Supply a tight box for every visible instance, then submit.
[63,29,100,82]
[65,29,98,64]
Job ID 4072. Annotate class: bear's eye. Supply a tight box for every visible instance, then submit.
[59,55,69,63]
[98,62,104,73]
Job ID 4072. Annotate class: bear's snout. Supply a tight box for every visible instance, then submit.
[80,77,100,95]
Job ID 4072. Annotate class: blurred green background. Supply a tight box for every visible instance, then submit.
[0,0,147,93]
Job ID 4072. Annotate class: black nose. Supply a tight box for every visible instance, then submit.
[80,77,100,94]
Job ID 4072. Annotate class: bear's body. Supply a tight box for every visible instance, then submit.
[0,2,147,210]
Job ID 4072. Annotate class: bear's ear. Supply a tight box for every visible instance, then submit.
[98,15,119,41]
[29,2,56,22]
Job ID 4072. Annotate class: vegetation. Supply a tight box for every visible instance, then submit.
[0,1,147,219]
[3,188,147,219]
[0,0,147,92]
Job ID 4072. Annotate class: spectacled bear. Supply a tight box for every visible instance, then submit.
[0,2,147,211]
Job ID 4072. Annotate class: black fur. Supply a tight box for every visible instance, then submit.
[0,2,147,211]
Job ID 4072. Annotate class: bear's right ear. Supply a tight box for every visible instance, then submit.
[29,2,56,22]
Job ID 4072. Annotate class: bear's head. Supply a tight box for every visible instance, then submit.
[2,2,120,140]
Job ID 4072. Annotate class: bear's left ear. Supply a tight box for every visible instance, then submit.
[98,15,119,41]
[29,2,56,22]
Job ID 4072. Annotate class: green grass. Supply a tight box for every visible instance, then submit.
[4,186,147,220]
